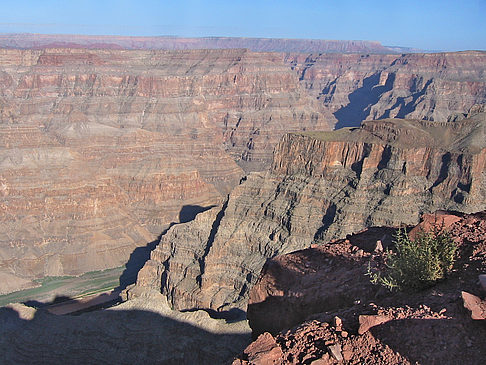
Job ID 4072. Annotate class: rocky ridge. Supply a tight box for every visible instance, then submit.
[134,112,486,313]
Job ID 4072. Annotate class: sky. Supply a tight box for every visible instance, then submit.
[0,0,485,51]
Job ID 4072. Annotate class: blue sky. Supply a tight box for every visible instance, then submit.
[0,0,485,51]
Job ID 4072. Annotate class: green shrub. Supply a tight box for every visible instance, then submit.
[368,226,457,291]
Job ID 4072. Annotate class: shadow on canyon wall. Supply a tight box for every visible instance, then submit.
[117,205,216,291]
[0,299,250,364]
[333,72,395,129]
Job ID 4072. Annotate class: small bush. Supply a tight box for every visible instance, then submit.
[368,225,457,291]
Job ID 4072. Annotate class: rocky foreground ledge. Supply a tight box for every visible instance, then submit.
[234,211,486,364]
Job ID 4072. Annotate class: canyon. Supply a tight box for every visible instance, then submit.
[0,47,328,294]
[134,111,486,313]
[0,35,485,364]
[0,39,485,299]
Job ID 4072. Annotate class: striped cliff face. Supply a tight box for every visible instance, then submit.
[134,113,486,312]
[0,48,329,294]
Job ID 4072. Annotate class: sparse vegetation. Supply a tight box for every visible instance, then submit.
[368,225,457,291]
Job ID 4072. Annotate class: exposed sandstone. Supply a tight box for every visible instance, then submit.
[135,113,486,312]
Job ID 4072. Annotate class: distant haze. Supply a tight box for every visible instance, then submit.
[0,0,484,52]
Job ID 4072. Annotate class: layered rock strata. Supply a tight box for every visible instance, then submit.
[0,48,328,293]
[135,112,486,312]
[287,51,486,127]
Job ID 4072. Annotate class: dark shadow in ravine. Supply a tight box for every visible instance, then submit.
[117,205,217,291]
[181,307,246,324]
[179,204,216,223]
[333,72,395,129]
[0,295,250,364]
[246,245,376,337]
[116,232,167,291]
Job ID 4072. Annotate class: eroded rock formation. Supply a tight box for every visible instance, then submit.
[0,48,328,293]
[287,51,486,127]
[2,45,486,295]
[135,112,486,312]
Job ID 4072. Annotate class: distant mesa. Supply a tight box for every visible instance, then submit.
[0,33,417,53]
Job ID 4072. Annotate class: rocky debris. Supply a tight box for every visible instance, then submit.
[135,113,486,312]
[358,315,392,335]
[462,291,486,320]
[233,319,409,365]
[232,332,284,365]
[373,240,383,252]
[236,211,486,364]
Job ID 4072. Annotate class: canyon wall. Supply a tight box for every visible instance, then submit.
[135,112,486,312]
[2,46,486,295]
[287,51,486,127]
[0,48,327,293]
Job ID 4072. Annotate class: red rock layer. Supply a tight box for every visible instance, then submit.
[238,212,486,364]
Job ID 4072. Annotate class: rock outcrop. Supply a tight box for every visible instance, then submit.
[0,292,251,364]
[0,47,328,293]
[135,112,486,312]
[235,212,486,364]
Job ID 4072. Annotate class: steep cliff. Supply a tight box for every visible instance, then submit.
[135,112,486,311]
[3,46,486,295]
[287,51,486,128]
[0,48,328,293]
